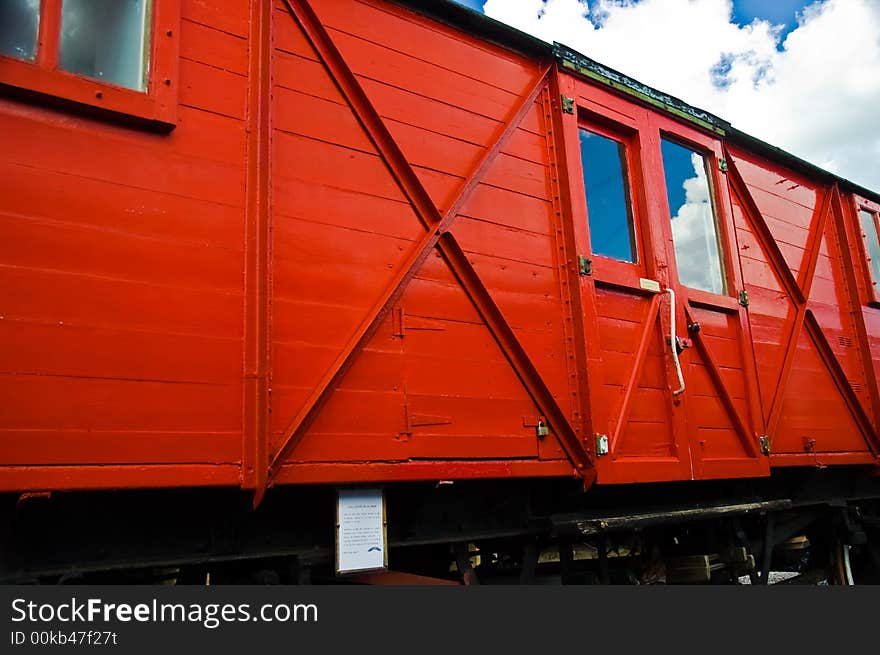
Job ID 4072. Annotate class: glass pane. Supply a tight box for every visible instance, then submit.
[579,129,637,262]
[859,210,880,290]
[0,0,40,61]
[59,0,152,91]
[661,138,726,294]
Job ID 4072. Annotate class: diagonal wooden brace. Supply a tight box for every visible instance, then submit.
[684,306,761,458]
[269,0,590,489]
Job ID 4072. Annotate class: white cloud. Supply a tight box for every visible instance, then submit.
[669,152,725,294]
[482,0,880,192]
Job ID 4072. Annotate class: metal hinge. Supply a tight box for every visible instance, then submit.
[578,255,592,276]
[561,95,574,114]
[718,158,729,173]
[759,435,771,456]
[738,289,749,307]
[595,434,609,456]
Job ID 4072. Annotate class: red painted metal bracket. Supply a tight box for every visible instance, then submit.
[268,0,591,492]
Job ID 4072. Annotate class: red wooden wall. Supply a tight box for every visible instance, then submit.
[266,0,581,487]
[727,149,879,466]
[0,0,877,494]
[0,1,254,491]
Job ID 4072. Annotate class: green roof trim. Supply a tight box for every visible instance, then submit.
[556,45,729,136]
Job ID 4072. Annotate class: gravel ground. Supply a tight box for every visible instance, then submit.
[737,571,810,584]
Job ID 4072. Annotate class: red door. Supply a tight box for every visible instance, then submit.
[559,76,769,483]
[648,113,769,480]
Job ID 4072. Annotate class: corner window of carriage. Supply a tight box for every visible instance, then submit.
[0,0,178,129]
[856,204,880,306]
[660,136,727,295]
[578,125,639,265]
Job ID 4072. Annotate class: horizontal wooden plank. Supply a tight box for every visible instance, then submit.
[597,316,665,356]
[617,421,676,458]
[0,464,241,492]
[687,362,746,399]
[0,161,244,249]
[0,319,240,384]
[180,17,248,75]
[732,153,820,209]
[695,427,749,459]
[481,153,550,200]
[386,120,485,179]
[288,432,409,463]
[0,213,242,292]
[454,216,555,268]
[687,396,749,430]
[273,178,420,242]
[601,351,668,389]
[743,184,817,228]
[403,277,483,325]
[0,114,245,207]
[332,30,520,122]
[274,342,402,392]
[0,266,241,337]
[0,374,241,431]
[183,0,249,37]
[309,0,537,95]
[306,389,407,434]
[273,460,573,485]
[274,86,375,154]
[459,183,553,235]
[274,51,346,102]
[272,217,416,304]
[404,353,528,399]
[274,131,406,202]
[179,57,247,120]
[408,433,537,459]
[2,429,241,465]
[359,77,501,146]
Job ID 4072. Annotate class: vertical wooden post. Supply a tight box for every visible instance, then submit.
[242,0,273,505]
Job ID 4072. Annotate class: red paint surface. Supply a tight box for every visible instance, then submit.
[0,0,877,494]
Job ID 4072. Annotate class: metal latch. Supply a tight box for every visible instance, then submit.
[578,255,592,276]
[672,335,693,355]
[595,434,609,456]
[738,289,749,307]
[718,158,729,173]
[536,420,549,438]
[759,435,771,455]
[561,95,574,114]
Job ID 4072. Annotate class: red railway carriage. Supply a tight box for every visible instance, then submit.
[1,0,880,583]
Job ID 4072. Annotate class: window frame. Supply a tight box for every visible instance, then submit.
[853,195,880,307]
[576,110,649,284]
[653,120,736,307]
[0,0,179,130]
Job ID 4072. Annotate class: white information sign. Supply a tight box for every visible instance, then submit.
[336,488,387,574]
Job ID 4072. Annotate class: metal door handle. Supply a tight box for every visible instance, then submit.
[666,288,686,396]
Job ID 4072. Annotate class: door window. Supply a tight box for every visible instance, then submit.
[579,128,638,263]
[858,208,880,299]
[660,137,726,295]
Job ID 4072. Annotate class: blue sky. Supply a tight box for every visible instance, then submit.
[443,0,880,192]
[452,0,814,39]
